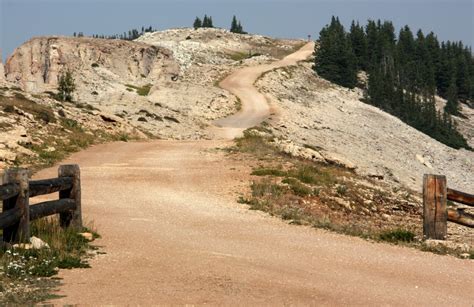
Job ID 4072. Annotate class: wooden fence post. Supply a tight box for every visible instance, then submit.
[58,165,82,230]
[2,169,29,243]
[423,174,447,240]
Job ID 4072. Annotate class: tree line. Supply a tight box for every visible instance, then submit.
[193,15,246,34]
[314,16,472,150]
[73,26,156,41]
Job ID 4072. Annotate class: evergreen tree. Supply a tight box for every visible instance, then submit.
[230,15,239,32]
[202,15,214,28]
[202,15,209,27]
[57,70,76,102]
[193,17,202,29]
[349,20,368,70]
[314,16,357,88]
[312,17,472,150]
[444,78,460,115]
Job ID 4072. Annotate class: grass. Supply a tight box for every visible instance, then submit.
[0,218,99,304]
[379,229,415,243]
[125,84,152,96]
[281,177,313,197]
[0,95,56,124]
[230,128,472,259]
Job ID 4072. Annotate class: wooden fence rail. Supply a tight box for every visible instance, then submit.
[423,174,474,240]
[0,164,81,244]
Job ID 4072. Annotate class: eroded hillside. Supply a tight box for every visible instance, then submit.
[256,61,474,193]
[5,29,303,141]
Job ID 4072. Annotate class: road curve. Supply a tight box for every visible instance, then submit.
[38,141,473,305]
[32,42,473,305]
[213,42,315,139]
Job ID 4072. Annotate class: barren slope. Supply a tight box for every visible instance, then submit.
[256,62,474,193]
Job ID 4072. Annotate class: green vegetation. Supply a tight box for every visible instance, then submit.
[125,84,152,96]
[193,14,214,29]
[314,16,357,88]
[0,218,99,304]
[379,229,415,243]
[77,25,155,40]
[231,129,470,259]
[229,51,263,62]
[314,17,472,150]
[57,70,76,102]
[230,15,246,34]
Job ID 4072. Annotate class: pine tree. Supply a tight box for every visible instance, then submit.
[194,17,202,29]
[445,78,460,115]
[349,20,368,70]
[230,15,239,33]
[314,16,357,88]
[57,70,76,102]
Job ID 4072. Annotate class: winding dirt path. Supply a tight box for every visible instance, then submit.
[35,43,473,305]
[212,42,314,139]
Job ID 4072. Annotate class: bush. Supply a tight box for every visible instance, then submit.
[57,70,76,102]
[282,178,313,197]
[379,229,415,243]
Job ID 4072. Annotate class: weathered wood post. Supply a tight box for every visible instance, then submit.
[2,169,30,243]
[423,174,447,240]
[58,164,82,230]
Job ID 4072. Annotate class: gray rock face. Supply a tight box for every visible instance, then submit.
[4,36,179,94]
[0,50,5,84]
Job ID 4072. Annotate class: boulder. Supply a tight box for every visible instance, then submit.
[30,236,50,249]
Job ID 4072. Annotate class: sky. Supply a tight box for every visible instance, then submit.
[1,0,473,61]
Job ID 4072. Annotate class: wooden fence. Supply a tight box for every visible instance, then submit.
[0,164,81,244]
[423,174,474,240]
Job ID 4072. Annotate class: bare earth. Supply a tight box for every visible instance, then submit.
[35,43,473,305]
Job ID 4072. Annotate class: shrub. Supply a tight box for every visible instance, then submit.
[57,70,76,102]
[282,178,313,197]
[379,229,415,243]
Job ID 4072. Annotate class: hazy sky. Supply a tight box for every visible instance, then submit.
[1,0,473,61]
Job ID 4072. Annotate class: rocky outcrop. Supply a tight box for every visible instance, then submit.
[5,36,179,94]
[0,50,5,84]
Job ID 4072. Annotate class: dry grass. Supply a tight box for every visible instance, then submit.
[0,218,99,304]
[231,129,474,257]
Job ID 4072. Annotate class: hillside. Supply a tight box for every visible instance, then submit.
[256,61,473,193]
[5,29,303,140]
[1,27,473,305]
[2,28,472,192]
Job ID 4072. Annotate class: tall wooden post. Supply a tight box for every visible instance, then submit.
[2,169,29,243]
[58,165,82,230]
[423,174,447,240]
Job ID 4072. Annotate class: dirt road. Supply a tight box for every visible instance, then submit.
[213,42,314,139]
[36,43,473,305]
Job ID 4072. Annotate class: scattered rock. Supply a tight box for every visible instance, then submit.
[100,113,120,123]
[30,236,50,249]
[79,232,94,241]
[164,116,180,123]
[424,239,470,253]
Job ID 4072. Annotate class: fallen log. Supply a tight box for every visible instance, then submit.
[447,208,474,228]
[447,188,474,207]
[29,177,73,197]
[0,183,20,201]
[29,199,76,221]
